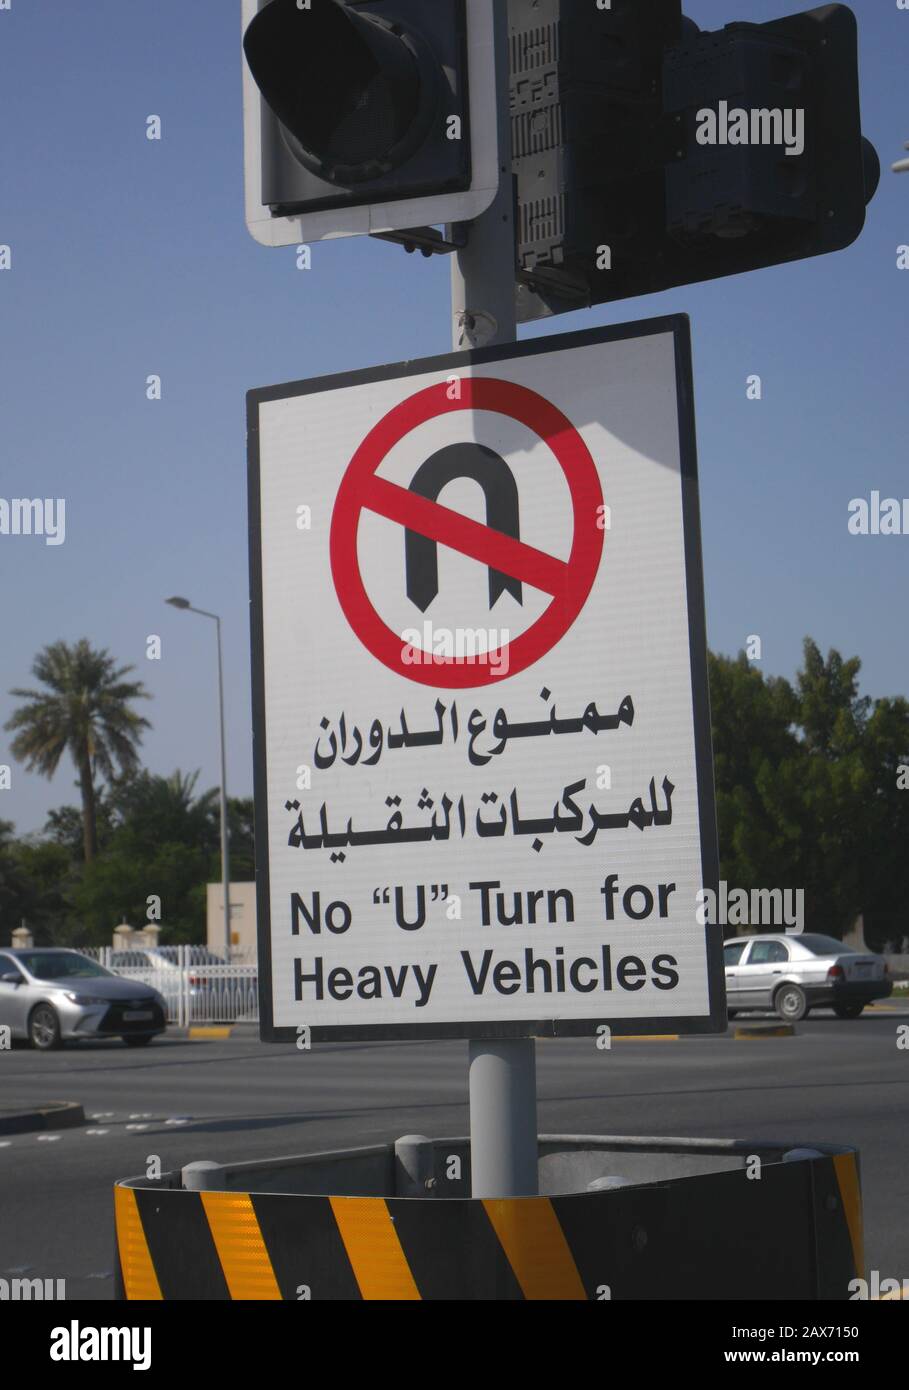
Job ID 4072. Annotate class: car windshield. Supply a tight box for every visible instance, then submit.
[16,951,112,980]
[796,934,857,957]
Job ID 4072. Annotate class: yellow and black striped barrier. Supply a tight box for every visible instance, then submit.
[115,1144,863,1301]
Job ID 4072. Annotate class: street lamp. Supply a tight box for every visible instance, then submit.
[165,597,232,963]
[893,141,909,174]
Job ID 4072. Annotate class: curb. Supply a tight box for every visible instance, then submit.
[734,1022,796,1040]
[0,1100,85,1136]
[168,1023,260,1042]
[612,1034,680,1042]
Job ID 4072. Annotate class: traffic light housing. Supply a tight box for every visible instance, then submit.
[510,1,880,320]
[241,0,500,246]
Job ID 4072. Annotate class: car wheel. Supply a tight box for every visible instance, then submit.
[123,1035,154,1047]
[774,983,808,1022]
[833,1003,864,1019]
[29,1004,62,1051]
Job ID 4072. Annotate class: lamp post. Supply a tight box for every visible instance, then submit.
[165,597,232,963]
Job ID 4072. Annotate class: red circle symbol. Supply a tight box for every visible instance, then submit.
[330,377,604,688]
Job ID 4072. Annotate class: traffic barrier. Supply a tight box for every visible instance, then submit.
[114,1135,862,1301]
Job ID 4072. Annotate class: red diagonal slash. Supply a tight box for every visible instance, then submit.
[360,474,569,597]
[330,376,604,687]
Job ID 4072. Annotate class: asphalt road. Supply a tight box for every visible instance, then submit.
[1,1004,907,1300]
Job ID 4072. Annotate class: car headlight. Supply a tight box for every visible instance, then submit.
[63,992,109,1005]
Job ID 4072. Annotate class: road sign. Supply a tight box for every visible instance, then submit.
[249,315,724,1041]
[329,377,605,687]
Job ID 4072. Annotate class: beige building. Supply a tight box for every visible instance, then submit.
[206,882,257,959]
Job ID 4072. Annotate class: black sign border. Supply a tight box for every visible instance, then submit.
[248,313,725,1042]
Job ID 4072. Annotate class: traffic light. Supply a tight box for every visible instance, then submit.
[241,0,499,247]
[510,1,880,320]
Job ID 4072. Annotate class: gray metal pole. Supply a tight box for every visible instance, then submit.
[451,1,538,1199]
[450,7,517,354]
[214,615,232,964]
[468,1039,538,1197]
[166,597,232,962]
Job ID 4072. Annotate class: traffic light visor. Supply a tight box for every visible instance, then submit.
[244,0,433,183]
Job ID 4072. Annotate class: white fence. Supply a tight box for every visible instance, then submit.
[81,946,259,1028]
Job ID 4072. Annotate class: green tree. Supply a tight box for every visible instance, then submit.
[71,771,255,944]
[0,822,75,945]
[106,769,217,849]
[855,695,909,951]
[5,640,151,863]
[707,649,802,895]
[44,796,115,858]
[787,640,869,934]
[74,837,212,943]
[227,797,256,880]
[73,771,215,941]
[709,637,909,940]
[0,819,32,937]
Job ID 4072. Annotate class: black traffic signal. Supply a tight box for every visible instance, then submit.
[244,0,471,223]
[510,1,880,320]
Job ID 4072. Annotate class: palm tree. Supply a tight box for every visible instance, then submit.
[109,769,218,848]
[5,640,151,862]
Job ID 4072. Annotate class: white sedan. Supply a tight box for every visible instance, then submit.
[723,933,891,1021]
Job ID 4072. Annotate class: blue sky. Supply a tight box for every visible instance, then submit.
[1,0,906,836]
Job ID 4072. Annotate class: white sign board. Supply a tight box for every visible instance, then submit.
[249,317,724,1040]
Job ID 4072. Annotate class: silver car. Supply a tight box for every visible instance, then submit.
[0,948,167,1050]
[108,946,210,1020]
[108,946,257,1023]
[724,932,892,1021]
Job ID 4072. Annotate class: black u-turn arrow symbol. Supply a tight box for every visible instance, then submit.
[404,444,523,612]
